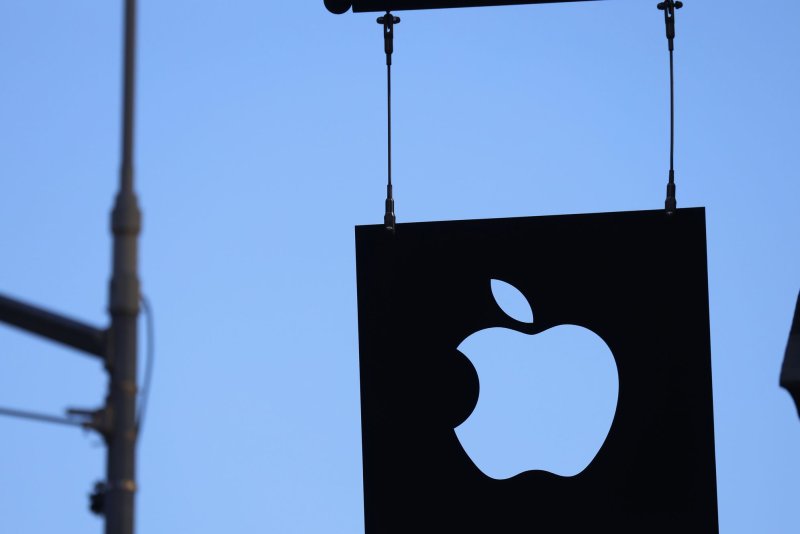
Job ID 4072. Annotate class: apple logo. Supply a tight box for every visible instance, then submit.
[454,279,619,480]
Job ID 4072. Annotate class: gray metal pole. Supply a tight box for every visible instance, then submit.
[105,0,140,532]
[0,1,143,528]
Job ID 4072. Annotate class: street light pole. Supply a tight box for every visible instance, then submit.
[105,0,141,532]
[0,1,141,533]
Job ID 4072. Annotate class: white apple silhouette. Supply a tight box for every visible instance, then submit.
[455,279,619,479]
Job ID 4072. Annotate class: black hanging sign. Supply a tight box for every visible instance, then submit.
[325,0,598,15]
[355,208,718,533]
[780,292,800,416]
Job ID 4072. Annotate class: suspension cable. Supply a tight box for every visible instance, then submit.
[657,0,683,214]
[378,12,400,232]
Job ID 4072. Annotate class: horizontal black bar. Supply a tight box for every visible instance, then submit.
[0,293,106,358]
[325,0,599,14]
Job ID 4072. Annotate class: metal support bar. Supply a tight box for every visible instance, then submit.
[0,293,107,358]
[326,0,600,15]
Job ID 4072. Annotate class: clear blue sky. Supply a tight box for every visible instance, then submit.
[1,1,798,532]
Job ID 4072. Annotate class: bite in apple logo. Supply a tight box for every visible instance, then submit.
[455,279,620,480]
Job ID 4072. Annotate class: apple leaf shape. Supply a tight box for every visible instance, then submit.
[491,279,533,324]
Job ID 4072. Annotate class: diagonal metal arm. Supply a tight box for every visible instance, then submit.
[326,0,600,15]
[0,406,89,428]
[0,293,107,358]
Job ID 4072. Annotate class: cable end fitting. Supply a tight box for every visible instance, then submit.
[657,0,683,51]
[665,171,677,215]
[384,185,396,232]
[377,13,400,66]
[657,1,684,11]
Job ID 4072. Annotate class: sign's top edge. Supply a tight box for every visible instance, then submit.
[354,207,707,230]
